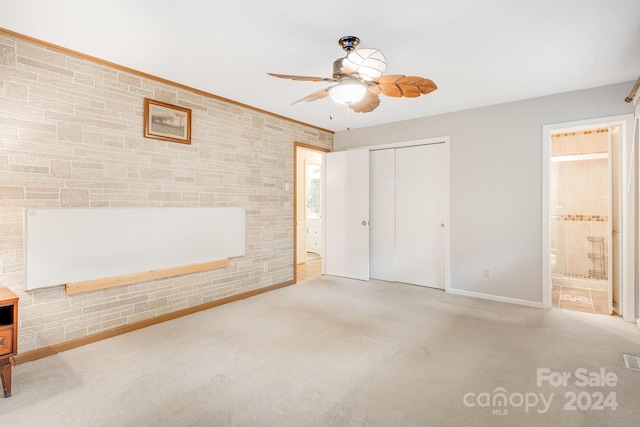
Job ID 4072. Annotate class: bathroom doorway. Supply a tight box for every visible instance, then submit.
[542,114,635,319]
[294,143,328,282]
[549,127,614,314]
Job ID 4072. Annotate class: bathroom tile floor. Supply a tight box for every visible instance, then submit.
[551,285,610,315]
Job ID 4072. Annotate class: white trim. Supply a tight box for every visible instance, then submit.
[542,114,636,321]
[607,126,614,315]
[444,140,451,293]
[542,125,552,309]
[348,136,449,151]
[447,288,543,309]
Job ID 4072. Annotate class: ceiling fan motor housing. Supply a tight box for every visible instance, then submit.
[332,58,346,79]
[338,36,360,52]
[334,36,361,78]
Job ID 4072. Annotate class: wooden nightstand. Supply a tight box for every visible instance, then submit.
[0,288,18,398]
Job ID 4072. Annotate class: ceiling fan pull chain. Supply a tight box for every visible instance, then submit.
[347,105,351,131]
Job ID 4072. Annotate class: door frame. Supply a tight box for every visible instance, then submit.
[541,114,636,321]
[294,142,329,283]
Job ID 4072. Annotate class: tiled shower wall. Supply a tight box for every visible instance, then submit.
[550,129,608,278]
[0,31,332,353]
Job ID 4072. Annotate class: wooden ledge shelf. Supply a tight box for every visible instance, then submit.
[65,259,229,295]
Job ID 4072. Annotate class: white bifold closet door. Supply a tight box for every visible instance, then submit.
[370,143,446,289]
[370,149,396,281]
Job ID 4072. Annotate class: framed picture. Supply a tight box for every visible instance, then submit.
[143,98,191,144]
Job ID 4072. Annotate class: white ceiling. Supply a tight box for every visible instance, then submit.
[1,0,639,132]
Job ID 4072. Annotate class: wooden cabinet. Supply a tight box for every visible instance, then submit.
[0,288,18,398]
[306,217,321,254]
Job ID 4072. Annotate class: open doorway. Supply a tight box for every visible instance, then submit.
[542,114,636,320]
[294,143,329,282]
[549,127,616,314]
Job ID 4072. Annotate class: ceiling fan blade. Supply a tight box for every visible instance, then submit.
[342,48,387,81]
[349,89,381,113]
[375,75,437,98]
[291,87,332,105]
[267,73,335,83]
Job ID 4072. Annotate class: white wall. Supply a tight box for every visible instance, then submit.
[334,82,635,306]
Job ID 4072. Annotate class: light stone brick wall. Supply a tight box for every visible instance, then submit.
[0,32,333,353]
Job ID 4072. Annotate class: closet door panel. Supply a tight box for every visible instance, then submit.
[369,149,396,281]
[396,144,446,288]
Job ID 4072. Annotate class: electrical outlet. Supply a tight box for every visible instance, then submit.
[483,268,491,278]
[263,262,268,272]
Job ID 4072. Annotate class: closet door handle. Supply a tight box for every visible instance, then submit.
[362,220,369,226]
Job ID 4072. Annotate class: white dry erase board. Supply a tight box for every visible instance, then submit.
[24,207,245,290]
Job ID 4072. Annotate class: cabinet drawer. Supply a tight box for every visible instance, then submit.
[307,226,321,237]
[0,325,13,356]
[307,237,321,250]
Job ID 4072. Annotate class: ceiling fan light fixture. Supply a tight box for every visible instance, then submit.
[330,80,367,105]
[342,48,387,81]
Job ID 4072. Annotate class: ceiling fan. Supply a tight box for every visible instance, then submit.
[268,36,437,113]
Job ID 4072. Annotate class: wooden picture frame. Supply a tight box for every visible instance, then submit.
[143,98,191,144]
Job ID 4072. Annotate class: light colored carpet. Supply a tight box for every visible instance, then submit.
[2,275,640,426]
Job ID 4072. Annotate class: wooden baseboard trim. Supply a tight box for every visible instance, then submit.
[13,280,295,365]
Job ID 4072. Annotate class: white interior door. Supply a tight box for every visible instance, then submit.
[396,144,446,288]
[368,142,447,288]
[324,149,370,280]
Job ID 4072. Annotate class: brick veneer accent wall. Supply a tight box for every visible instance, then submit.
[0,31,333,353]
